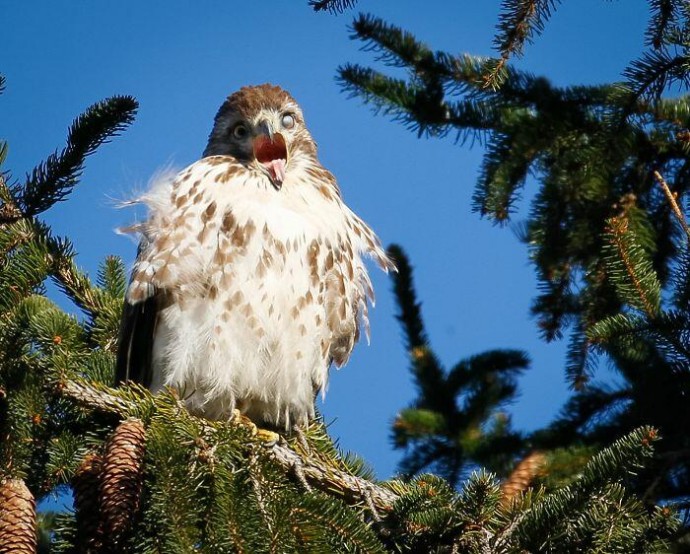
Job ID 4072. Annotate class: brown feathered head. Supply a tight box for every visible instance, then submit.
[204,84,317,189]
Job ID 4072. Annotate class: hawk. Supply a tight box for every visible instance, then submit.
[116,84,394,428]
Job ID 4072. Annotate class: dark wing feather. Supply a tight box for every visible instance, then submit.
[115,294,159,387]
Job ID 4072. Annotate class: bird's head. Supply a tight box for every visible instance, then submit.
[203,84,317,190]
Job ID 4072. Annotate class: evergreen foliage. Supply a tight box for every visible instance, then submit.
[314,0,690,93]
[0,71,680,551]
[328,4,690,549]
[309,0,357,14]
[533,182,690,517]
[338,12,690,371]
[387,244,528,486]
[2,96,137,224]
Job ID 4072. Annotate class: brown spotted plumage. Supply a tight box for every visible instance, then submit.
[116,84,394,428]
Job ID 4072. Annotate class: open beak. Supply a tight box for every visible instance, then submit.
[253,125,288,190]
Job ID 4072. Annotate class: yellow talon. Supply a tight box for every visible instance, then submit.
[256,428,280,445]
[230,409,280,444]
[231,408,256,434]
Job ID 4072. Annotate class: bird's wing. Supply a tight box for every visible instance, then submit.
[115,156,243,387]
[115,289,160,387]
[116,233,165,387]
[322,196,396,369]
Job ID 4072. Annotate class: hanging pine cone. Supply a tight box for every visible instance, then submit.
[73,452,105,552]
[500,451,546,506]
[99,418,146,546]
[0,478,37,554]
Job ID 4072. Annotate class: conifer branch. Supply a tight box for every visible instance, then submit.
[647,0,679,49]
[58,377,401,513]
[48,240,104,318]
[308,0,357,13]
[0,213,105,317]
[606,216,660,317]
[5,96,138,224]
[60,378,139,415]
[487,0,559,88]
[0,175,23,225]
[624,46,690,101]
[338,8,690,354]
[387,244,528,485]
[494,0,558,58]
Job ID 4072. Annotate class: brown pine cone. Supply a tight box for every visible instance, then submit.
[500,451,546,506]
[0,478,37,554]
[99,418,146,545]
[73,452,105,552]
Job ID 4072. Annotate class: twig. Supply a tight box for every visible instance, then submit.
[248,450,273,535]
[0,174,23,225]
[60,378,136,415]
[58,378,400,514]
[654,170,690,242]
[49,248,104,317]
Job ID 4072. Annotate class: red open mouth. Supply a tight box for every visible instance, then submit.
[254,134,288,187]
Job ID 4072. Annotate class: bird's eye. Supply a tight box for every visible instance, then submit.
[281,113,296,130]
[232,124,249,140]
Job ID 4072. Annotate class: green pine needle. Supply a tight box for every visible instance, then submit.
[13,96,137,221]
[603,214,661,317]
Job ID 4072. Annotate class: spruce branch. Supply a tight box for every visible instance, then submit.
[6,96,138,223]
[309,0,357,13]
[494,0,559,55]
[514,427,662,549]
[488,0,560,89]
[647,0,680,49]
[57,377,401,514]
[0,174,22,224]
[387,244,528,485]
[338,64,451,138]
[604,215,661,317]
[47,238,105,318]
[0,214,106,318]
[386,244,430,352]
[349,13,451,77]
[623,45,690,101]
[338,9,690,360]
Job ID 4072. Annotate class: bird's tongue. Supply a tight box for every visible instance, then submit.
[264,158,286,183]
[254,134,288,186]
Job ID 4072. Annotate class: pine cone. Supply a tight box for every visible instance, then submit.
[0,478,37,554]
[99,418,146,545]
[73,452,105,552]
[500,451,546,506]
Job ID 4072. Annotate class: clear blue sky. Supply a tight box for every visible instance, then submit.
[2,1,650,484]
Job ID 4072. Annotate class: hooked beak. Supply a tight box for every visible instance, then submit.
[253,121,288,190]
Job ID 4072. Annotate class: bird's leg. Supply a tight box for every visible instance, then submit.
[256,427,280,445]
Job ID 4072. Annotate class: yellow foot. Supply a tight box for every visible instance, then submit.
[256,428,280,445]
[230,409,280,445]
